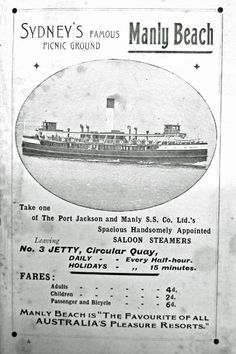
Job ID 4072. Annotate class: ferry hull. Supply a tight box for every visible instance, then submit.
[22,141,208,164]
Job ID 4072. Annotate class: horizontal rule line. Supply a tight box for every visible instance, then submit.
[70,271,159,276]
[128,50,213,54]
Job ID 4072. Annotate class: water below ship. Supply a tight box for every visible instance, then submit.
[23,155,205,211]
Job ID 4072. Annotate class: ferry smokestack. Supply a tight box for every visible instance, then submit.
[80,124,84,132]
[134,127,137,140]
[86,125,90,132]
[106,98,115,131]
[146,130,149,141]
[127,125,131,141]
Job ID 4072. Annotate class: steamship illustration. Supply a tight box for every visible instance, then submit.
[22,98,208,164]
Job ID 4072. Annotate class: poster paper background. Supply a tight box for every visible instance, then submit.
[0,1,236,353]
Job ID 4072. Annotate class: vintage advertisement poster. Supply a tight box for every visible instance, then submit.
[0,0,236,353]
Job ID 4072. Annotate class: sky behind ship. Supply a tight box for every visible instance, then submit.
[17,60,216,159]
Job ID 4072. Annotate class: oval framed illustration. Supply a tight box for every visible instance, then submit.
[15,59,217,211]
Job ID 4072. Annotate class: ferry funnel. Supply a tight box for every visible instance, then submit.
[106,98,115,131]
